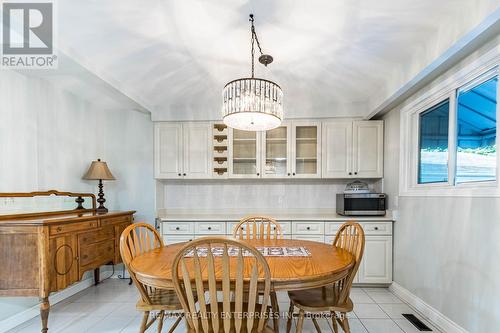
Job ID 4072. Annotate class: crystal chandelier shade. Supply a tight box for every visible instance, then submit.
[222,78,283,131]
[222,14,283,131]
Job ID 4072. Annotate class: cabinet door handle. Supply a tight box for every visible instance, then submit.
[354,172,358,175]
[292,173,296,176]
[56,227,62,232]
[349,172,352,175]
[178,173,181,176]
[288,173,291,176]
[257,173,260,176]
[183,173,186,176]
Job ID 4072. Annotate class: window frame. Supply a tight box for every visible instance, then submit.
[400,53,500,197]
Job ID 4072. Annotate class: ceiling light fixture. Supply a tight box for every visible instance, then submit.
[222,14,283,131]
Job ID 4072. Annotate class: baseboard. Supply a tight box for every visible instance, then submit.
[0,277,94,333]
[389,282,468,333]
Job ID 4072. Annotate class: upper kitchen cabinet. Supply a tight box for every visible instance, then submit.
[154,122,212,179]
[353,120,384,178]
[228,128,262,178]
[291,121,322,178]
[261,124,291,178]
[322,120,383,178]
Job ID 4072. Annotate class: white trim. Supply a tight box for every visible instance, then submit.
[389,282,468,333]
[0,277,94,333]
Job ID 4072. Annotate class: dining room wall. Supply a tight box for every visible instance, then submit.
[380,35,500,332]
[0,69,155,326]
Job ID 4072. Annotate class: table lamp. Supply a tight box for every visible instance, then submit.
[83,158,115,213]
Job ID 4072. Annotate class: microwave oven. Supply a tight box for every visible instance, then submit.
[336,193,387,216]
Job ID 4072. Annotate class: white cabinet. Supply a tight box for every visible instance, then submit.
[322,121,352,178]
[154,123,212,179]
[322,120,383,178]
[291,121,322,178]
[353,121,384,178]
[228,129,262,178]
[155,123,183,178]
[357,235,392,284]
[262,124,292,178]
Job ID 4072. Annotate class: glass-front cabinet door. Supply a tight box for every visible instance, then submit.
[262,125,291,178]
[228,129,261,178]
[291,121,321,178]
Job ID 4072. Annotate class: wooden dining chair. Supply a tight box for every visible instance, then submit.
[232,216,282,332]
[286,221,365,333]
[120,223,184,333]
[172,236,275,333]
[232,216,283,240]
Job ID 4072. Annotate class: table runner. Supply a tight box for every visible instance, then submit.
[184,246,311,257]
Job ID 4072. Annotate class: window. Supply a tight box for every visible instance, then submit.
[456,76,498,183]
[418,100,449,184]
[407,68,499,193]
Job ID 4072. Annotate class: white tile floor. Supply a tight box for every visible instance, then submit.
[7,279,441,333]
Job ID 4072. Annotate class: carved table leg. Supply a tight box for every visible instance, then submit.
[40,297,50,333]
[94,268,100,285]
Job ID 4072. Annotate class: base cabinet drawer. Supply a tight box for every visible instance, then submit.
[292,221,324,234]
[163,222,195,235]
[357,236,392,284]
[226,221,291,236]
[163,235,194,245]
[195,222,226,234]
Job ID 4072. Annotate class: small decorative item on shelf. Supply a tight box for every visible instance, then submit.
[213,123,228,177]
[82,158,115,213]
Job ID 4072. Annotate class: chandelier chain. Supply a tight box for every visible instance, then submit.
[249,14,264,78]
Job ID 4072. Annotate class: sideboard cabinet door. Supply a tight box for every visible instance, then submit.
[49,235,79,292]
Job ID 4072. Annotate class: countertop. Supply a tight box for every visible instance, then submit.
[158,209,394,222]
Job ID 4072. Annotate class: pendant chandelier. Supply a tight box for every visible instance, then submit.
[222,14,283,131]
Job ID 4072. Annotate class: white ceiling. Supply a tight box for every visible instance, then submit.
[54,0,499,120]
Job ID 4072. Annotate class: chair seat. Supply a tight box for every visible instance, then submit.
[136,289,184,311]
[187,302,273,333]
[288,287,353,312]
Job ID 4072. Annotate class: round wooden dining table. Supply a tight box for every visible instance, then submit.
[130,238,354,291]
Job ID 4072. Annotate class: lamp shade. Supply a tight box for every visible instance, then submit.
[83,159,115,180]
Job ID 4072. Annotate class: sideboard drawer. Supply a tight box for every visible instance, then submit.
[362,222,392,235]
[50,220,97,235]
[101,215,132,227]
[78,226,114,245]
[292,221,324,234]
[79,239,114,267]
[163,222,195,235]
[195,222,226,234]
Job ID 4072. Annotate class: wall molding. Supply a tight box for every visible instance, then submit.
[0,277,94,333]
[389,282,468,333]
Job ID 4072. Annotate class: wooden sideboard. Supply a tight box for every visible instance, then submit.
[0,191,135,333]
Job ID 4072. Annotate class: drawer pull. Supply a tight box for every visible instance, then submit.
[175,227,180,231]
[306,227,311,230]
[207,227,212,230]
[56,227,62,232]
[82,255,88,259]
[374,227,379,230]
